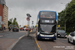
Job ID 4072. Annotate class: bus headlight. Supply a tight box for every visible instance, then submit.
[37,32,40,35]
[40,34,44,36]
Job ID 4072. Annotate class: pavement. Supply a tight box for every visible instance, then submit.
[0,29,9,33]
[0,38,17,50]
[12,36,38,50]
[12,29,38,50]
[0,31,27,50]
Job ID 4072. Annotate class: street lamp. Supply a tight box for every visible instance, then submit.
[32,21,34,27]
[60,3,69,32]
[65,4,68,32]
[14,18,16,26]
[26,14,31,17]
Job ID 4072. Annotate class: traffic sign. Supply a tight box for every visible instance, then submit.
[26,17,30,21]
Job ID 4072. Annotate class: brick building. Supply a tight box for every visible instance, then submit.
[0,0,8,29]
[3,5,8,28]
[0,4,3,28]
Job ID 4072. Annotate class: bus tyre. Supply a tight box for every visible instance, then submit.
[52,39,54,41]
[68,38,70,43]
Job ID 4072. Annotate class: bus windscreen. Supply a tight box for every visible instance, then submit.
[40,12,55,19]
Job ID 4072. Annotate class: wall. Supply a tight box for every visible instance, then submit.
[3,5,8,28]
[0,4,3,28]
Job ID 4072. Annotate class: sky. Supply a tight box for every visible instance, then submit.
[5,0,71,27]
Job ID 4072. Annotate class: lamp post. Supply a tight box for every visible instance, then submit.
[14,18,16,27]
[32,21,34,28]
[61,3,68,32]
[65,4,68,32]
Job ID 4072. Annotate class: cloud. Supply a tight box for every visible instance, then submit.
[6,0,71,26]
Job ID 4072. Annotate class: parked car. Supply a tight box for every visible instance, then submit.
[26,28,31,31]
[23,27,26,31]
[68,32,75,44]
[12,27,19,32]
[20,27,24,30]
[57,30,67,38]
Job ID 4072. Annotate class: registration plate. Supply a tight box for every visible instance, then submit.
[45,20,49,23]
[44,35,50,37]
[61,35,64,37]
[14,29,16,30]
[58,35,60,36]
[45,38,49,39]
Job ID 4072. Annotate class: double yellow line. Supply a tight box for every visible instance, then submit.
[34,38,41,50]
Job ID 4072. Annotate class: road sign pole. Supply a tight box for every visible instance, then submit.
[27,21,30,36]
[26,17,30,36]
[26,14,31,36]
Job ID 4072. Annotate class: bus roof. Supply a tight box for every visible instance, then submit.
[38,10,57,20]
[39,10,57,13]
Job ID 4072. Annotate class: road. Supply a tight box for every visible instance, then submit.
[0,30,74,50]
[12,32,75,50]
[0,31,26,39]
[34,35,75,50]
[31,29,75,50]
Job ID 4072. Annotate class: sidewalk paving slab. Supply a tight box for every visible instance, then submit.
[0,38,17,50]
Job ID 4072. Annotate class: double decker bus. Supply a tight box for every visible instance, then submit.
[36,10,57,41]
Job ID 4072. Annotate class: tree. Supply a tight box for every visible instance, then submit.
[8,18,13,26]
[58,0,75,32]
[9,18,13,23]
[8,21,12,26]
[12,18,19,27]
[58,10,65,26]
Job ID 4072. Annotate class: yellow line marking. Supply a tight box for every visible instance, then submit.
[34,38,41,50]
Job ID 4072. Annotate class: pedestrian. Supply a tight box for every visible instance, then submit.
[4,27,6,30]
[9,27,11,31]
